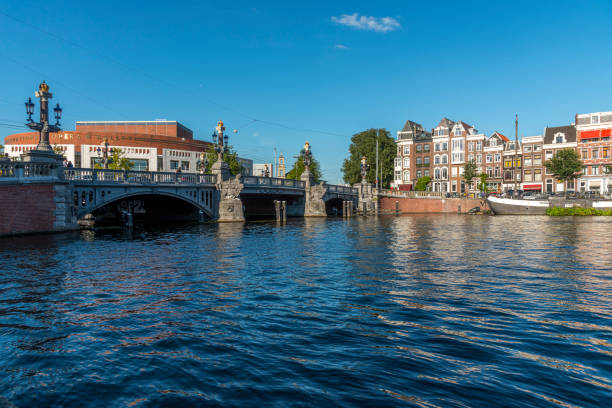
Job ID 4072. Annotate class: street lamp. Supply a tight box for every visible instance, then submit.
[24,81,62,153]
[360,155,369,183]
[212,120,229,160]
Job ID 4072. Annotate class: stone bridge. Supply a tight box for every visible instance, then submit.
[1,159,366,234]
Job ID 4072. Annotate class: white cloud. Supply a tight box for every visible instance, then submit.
[331,13,400,33]
[335,44,349,50]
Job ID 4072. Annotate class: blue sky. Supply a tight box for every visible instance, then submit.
[1,0,611,183]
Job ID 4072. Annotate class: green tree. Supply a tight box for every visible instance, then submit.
[203,144,243,176]
[342,128,395,187]
[94,148,134,170]
[544,148,582,194]
[462,160,479,191]
[415,176,431,191]
[478,173,488,194]
[286,155,322,183]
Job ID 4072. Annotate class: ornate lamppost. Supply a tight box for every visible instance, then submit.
[25,81,62,155]
[211,120,231,182]
[360,155,369,184]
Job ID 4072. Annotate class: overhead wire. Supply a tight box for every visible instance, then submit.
[0,9,352,139]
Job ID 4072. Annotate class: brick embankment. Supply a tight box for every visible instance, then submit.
[378,196,488,214]
[0,182,77,237]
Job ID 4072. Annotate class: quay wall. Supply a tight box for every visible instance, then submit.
[0,182,77,237]
[378,196,488,214]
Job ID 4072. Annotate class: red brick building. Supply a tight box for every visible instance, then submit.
[4,120,211,172]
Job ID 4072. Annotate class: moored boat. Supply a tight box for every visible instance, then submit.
[487,196,549,215]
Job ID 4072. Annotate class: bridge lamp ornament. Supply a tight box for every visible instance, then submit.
[212,120,230,160]
[360,155,369,182]
[301,141,312,168]
[24,81,63,152]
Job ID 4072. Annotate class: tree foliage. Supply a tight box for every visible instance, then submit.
[94,148,134,171]
[203,144,242,176]
[544,148,582,184]
[342,128,395,187]
[478,173,488,194]
[415,176,431,191]
[462,160,479,187]
[286,154,322,183]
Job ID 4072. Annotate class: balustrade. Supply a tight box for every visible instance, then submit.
[62,168,217,185]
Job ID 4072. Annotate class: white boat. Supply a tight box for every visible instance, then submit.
[487,196,549,215]
[487,195,612,215]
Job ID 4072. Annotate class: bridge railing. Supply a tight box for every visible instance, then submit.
[63,168,216,185]
[374,188,444,198]
[0,160,57,180]
[242,176,305,189]
[326,184,358,195]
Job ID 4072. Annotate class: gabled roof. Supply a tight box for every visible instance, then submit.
[455,120,473,131]
[400,120,423,133]
[490,131,510,142]
[435,117,455,129]
[543,125,576,144]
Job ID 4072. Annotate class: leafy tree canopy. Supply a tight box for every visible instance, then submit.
[463,160,479,186]
[203,144,242,176]
[478,173,488,193]
[94,148,134,170]
[286,154,322,183]
[544,148,582,183]
[342,128,395,187]
[415,176,431,191]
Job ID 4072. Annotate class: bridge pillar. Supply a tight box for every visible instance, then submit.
[355,181,375,215]
[302,171,326,217]
[217,175,245,222]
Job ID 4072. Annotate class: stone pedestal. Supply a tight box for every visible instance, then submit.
[20,149,64,178]
[217,175,245,222]
[355,181,375,215]
[303,179,326,218]
[211,158,231,183]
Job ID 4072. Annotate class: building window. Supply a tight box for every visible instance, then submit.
[402,171,410,181]
[477,141,482,151]
[435,168,440,179]
[486,154,492,163]
[395,170,401,181]
[545,150,553,160]
[424,157,430,166]
[434,143,440,152]
[487,167,493,177]
[582,166,588,175]
[395,158,401,167]
[424,169,430,177]
[434,155,440,164]
[592,165,599,175]
[534,145,541,152]
[441,168,448,179]
[403,157,410,168]
[592,115,600,124]
[534,169,542,181]
[403,146,410,155]
[181,161,190,171]
[533,154,541,165]
[416,170,422,178]
[494,167,500,177]
[582,149,588,159]
[468,142,474,152]
[490,138,497,147]
[477,155,482,164]
[451,180,457,192]
[555,133,566,144]
[452,167,458,177]
[442,142,448,151]
[468,154,474,162]
[495,153,501,162]
[504,159,512,168]
[441,155,448,164]
[524,170,532,181]
[170,160,179,169]
[592,149,599,159]
[524,145,532,153]
[416,144,422,153]
[416,157,422,166]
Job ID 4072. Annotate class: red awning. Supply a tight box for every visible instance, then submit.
[580,130,600,139]
[602,129,611,137]
[523,184,542,191]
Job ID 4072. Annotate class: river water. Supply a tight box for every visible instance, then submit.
[0,215,611,407]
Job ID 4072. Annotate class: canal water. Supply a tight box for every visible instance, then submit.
[0,215,611,407]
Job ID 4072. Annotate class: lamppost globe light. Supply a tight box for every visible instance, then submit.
[53,103,62,125]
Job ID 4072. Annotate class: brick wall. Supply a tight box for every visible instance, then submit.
[379,196,488,213]
[0,183,57,236]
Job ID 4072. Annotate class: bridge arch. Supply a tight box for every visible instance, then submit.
[74,189,216,220]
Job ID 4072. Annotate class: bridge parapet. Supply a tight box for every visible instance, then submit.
[64,168,216,185]
[0,159,60,182]
[242,176,305,189]
[326,184,358,195]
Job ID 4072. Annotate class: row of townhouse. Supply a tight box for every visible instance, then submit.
[392,110,612,194]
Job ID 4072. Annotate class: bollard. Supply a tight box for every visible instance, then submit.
[281,201,287,221]
[274,200,281,221]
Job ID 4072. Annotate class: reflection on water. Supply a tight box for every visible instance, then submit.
[0,215,611,407]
